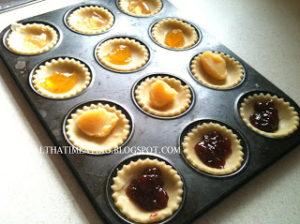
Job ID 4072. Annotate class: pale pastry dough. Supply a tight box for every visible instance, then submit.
[191,51,244,89]
[32,57,91,99]
[6,23,58,55]
[135,76,192,117]
[67,6,114,34]
[111,158,183,223]
[182,122,244,175]
[240,93,299,137]
[65,102,131,153]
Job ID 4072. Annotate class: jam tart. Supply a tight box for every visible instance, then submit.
[118,0,162,17]
[111,158,183,223]
[31,57,91,99]
[96,37,149,72]
[67,5,114,34]
[190,51,244,89]
[151,18,199,50]
[135,76,192,117]
[6,23,58,55]
[65,102,131,153]
[240,93,299,137]
[182,122,244,175]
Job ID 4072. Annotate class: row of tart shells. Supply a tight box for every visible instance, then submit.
[29,56,299,138]
[66,102,298,224]
[6,14,201,55]
[64,93,299,155]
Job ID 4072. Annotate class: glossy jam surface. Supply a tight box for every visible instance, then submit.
[104,44,132,65]
[249,99,279,132]
[164,29,185,48]
[77,11,107,30]
[40,72,78,94]
[126,167,169,211]
[195,131,232,169]
[149,80,177,108]
[200,51,227,80]
[128,0,151,15]
[76,108,119,137]
[24,28,48,49]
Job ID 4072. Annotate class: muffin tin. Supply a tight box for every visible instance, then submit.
[0,0,299,223]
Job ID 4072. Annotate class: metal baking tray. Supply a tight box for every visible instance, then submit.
[0,0,44,13]
[0,0,299,223]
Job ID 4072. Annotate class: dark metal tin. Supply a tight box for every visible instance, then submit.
[0,0,299,223]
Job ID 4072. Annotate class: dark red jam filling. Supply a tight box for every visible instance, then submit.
[194,130,232,169]
[126,167,169,211]
[249,99,279,132]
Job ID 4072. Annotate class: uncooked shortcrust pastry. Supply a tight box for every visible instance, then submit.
[240,93,299,137]
[118,0,162,17]
[6,23,58,55]
[190,51,244,89]
[32,57,91,99]
[65,102,131,153]
[135,76,192,117]
[182,122,244,175]
[67,5,114,34]
[96,37,149,72]
[151,18,198,49]
[111,158,183,223]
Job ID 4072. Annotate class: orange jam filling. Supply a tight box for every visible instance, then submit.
[104,44,132,65]
[76,108,119,137]
[78,12,107,30]
[128,0,151,15]
[24,28,48,49]
[149,80,178,108]
[164,29,185,48]
[199,51,228,80]
[40,72,78,94]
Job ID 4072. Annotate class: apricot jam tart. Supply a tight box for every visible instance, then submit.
[67,6,114,34]
[111,158,183,223]
[190,51,244,89]
[135,76,192,117]
[32,58,91,99]
[96,37,149,72]
[118,0,162,17]
[182,122,244,175]
[151,18,198,50]
[65,102,131,154]
[6,23,58,55]
[240,93,299,137]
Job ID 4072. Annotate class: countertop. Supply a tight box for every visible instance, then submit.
[0,0,299,223]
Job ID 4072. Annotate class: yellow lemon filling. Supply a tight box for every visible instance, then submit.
[104,44,132,65]
[76,108,119,138]
[149,80,178,108]
[200,51,228,81]
[39,72,78,94]
[128,0,151,15]
[164,29,185,48]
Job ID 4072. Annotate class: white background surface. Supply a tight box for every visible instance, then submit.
[0,0,299,223]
